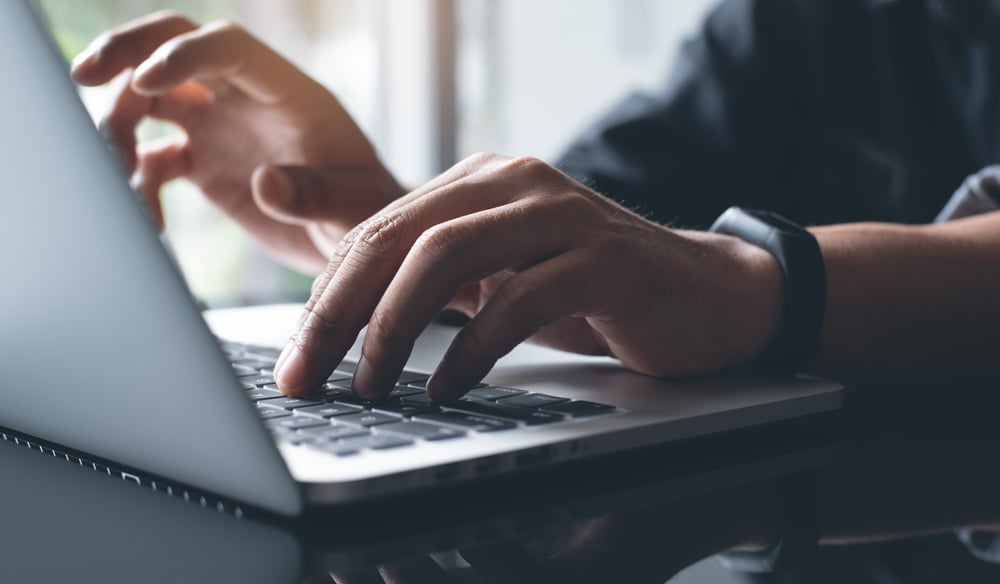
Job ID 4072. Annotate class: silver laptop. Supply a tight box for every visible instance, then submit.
[0,0,843,517]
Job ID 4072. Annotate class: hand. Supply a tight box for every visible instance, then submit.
[71,11,403,274]
[274,153,783,399]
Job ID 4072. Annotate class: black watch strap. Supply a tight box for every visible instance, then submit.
[709,207,826,375]
[717,471,821,573]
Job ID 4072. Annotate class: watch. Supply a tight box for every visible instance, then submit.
[717,471,821,573]
[708,207,826,375]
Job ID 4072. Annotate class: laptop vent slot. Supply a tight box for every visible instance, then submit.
[0,427,245,519]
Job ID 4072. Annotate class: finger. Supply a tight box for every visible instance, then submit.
[251,163,395,228]
[274,164,520,397]
[129,137,192,231]
[329,152,511,235]
[100,73,211,173]
[357,200,578,399]
[130,20,315,104]
[71,11,198,85]
[429,249,605,400]
[275,155,544,395]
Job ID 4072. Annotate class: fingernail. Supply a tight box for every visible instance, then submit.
[275,342,305,395]
[352,356,377,399]
[70,46,97,72]
[133,58,156,82]
[426,367,453,401]
[267,167,297,209]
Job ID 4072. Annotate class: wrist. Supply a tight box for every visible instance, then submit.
[697,231,784,370]
[708,208,827,375]
[731,237,785,368]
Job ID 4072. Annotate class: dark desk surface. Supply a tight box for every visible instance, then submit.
[0,418,833,584]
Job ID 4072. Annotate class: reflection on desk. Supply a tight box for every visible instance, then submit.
[0,421,832,583]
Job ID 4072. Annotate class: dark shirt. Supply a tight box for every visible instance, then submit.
[556,0,1000,228]
[557,2,1000,577]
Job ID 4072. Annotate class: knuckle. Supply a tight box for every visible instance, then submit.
[412,224,464,262]
[496,278,539,324]
[353,212,407,258]
[505,156,550,179]
[463,151,503,168]
[453,152,507,179]
[295,305,338,347]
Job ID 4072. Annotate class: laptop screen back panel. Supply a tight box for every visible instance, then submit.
[0,1,301,516]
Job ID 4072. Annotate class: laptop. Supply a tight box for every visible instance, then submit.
[0,0,843,518]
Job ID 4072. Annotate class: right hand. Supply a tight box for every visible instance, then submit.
[71,11,404,274]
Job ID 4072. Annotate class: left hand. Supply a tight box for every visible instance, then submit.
[274,153,783,400]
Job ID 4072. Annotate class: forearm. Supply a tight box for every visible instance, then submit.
[806,212,1000,383]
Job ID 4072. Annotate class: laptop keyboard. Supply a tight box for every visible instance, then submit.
[221,341,618,457]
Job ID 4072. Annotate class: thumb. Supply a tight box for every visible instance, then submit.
[251,163,391,227]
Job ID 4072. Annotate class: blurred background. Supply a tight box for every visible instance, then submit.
[36,0,717,308]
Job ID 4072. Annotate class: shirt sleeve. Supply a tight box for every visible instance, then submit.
[555,0,813,228]
[935,165,1000,222]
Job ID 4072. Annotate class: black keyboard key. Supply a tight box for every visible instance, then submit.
[234,357,278,370]
[333,395,404,409]
[258,396,325,410]
[465,386,527,401]
[396,371,429,385]
[445,399,564,425]
[312,387,353,401]
[247,388,284,401]
[270,428,309,445]
[388,385,423,398]
[299,425,370,441]
[232,364,259,377]
[338,434,413,450]
[377,421,465,441]
[294,403,363,418]
[371,401,438,417]
[335,411,401,427]
[539,400,617,418]
[400,393,435,406]
[257,406,292,420]
[265,416,330,431]
[310,442,362,456]
[243,375,276,387]
[243,346,283,360]
[413,411,516,432]
[407,379,487,390]
[496,393,569,409]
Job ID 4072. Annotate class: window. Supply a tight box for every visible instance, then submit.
[37,0,715,307]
